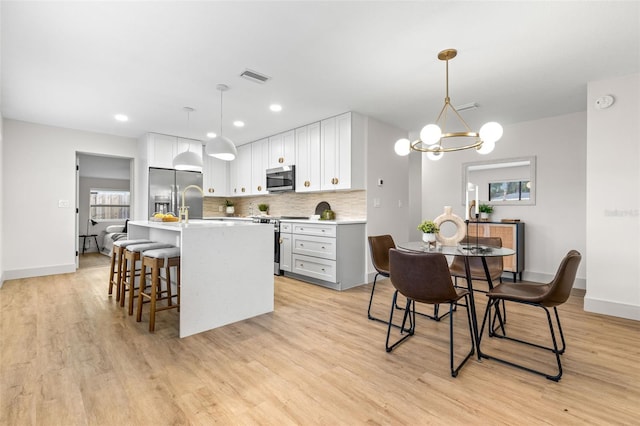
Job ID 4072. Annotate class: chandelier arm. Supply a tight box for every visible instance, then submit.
[448,103,474,133]
[411,136,483,153]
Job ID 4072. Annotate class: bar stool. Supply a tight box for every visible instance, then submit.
[108,239,151,301]
[120,242,174,315]
[136,247,181,332]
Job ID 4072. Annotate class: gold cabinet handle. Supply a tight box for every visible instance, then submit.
[304,181,310,187]
[279,157,284,163]
[208,188,214,193]
[241,187,246,193]
[279,238,283,244]
[331,177,339,185]
[234,188,237,193]
[257,185,262,191]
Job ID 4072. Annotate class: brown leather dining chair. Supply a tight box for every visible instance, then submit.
[386,249,475,377]
[450,236,504,290]
[367,235,396,323]
[478,250,582,381]
[368,235,446,324]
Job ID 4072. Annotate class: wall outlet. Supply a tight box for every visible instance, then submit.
[218,205,223,212]
[373,198,381,208]
[58,199,69,208]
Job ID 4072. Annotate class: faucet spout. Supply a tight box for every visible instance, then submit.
[179,185,204,224]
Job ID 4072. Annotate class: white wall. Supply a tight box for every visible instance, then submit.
[365,117,410,279]
[0,114,4,287]
[2,119,137,279]
[585,73,640,321]
[421,111,588,287]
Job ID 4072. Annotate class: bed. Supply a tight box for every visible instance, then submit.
[100,223,128,257]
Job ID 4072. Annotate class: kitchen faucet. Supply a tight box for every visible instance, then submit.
[179,185,204,224]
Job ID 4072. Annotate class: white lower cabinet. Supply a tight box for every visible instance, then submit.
[285,221,365,290]
[279,222,292,272]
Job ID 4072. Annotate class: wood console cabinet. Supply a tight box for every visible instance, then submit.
[466,221,525,281]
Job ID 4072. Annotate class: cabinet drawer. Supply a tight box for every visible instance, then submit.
[292,254,337,283]
[292,234,336,260]
[292,223,336,237]
[280,222,293,233]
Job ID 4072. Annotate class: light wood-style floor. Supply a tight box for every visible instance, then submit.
[1,265,639,425]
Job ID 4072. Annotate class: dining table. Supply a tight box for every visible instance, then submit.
[396,241,515,359]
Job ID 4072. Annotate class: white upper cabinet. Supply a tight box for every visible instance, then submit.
[146,133,178,169]
[295,122,321,192]
[320,112,364,191]
[268,130,295,168]
[251,138,270,195]
[230,143,252,196]
[203,152,228,197]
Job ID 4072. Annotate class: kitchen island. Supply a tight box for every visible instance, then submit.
[127,220,274,338]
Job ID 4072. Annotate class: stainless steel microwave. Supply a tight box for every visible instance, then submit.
[266,166,295,192]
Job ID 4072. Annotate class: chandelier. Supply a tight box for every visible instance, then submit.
[395,49,503,161]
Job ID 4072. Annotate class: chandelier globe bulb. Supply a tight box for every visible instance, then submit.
[420,124,442,146]
[394,138,411,156]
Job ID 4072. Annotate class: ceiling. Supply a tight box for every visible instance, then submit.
[2,1,639,147]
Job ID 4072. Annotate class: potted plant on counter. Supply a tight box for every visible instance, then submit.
[417,220,439,247]
[258,203,269,216]
[479,204,493,221]
[225,199,235,215]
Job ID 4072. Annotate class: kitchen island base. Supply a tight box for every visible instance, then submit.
[128,220,274,337]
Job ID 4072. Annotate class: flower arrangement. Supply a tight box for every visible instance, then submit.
[417,220,439,234]
[258,203,269,212]
[225,199,234,207]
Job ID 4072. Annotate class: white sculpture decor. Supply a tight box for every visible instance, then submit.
[433,206,466,246]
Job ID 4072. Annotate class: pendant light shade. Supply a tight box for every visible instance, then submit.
[173,150,203,171]
[205,136,237,161]
[172,106,203,172]
[205,84,237,161]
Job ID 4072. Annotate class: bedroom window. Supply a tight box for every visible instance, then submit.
[90,189,130,220]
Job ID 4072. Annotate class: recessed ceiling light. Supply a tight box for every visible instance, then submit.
[206,132,217,138]
[233,121,245,128]
[270,104,282,112]
[114,114,129,122]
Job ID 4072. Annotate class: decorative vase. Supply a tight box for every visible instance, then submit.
[422,233,437,248]
[480,212,489,221]
[226,206,235,215]
[259,210,268,216]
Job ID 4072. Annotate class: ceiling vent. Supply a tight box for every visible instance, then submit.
[240,69,270,84]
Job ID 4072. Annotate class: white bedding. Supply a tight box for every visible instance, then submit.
[100,225,127,257]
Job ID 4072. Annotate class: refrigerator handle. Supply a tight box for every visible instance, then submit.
[175,184,180,213]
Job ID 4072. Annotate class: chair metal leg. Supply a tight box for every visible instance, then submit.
[479,298,566,381]
[450,296,475,377]
[385,292,415,352]
[368,273,386,323]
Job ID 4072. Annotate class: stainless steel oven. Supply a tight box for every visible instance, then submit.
[252,217,281,275]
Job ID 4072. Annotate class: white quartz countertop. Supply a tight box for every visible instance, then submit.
[202,217,366,225]
[129,219,264,231]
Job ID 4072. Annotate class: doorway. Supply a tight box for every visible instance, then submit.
[76,153,133,269]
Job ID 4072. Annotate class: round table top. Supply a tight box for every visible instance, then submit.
[397,241,515,257]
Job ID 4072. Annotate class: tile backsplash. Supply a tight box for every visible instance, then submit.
[203,190,366,220]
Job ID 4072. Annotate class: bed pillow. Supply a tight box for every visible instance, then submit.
[105,225,124,233]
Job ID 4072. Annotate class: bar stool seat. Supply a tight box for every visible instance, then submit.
[120,242,174,315]
[108,239,151,301]
[136,247,181,332]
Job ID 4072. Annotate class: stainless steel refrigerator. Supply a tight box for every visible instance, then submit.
[148,167,203,218]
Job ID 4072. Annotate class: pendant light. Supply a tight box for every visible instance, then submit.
[205,84,238,161]
[173,107,204,172]
[395,49,503,160]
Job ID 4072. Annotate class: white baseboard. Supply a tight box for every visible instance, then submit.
[3,264,76,281]
[584,296,640,321]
